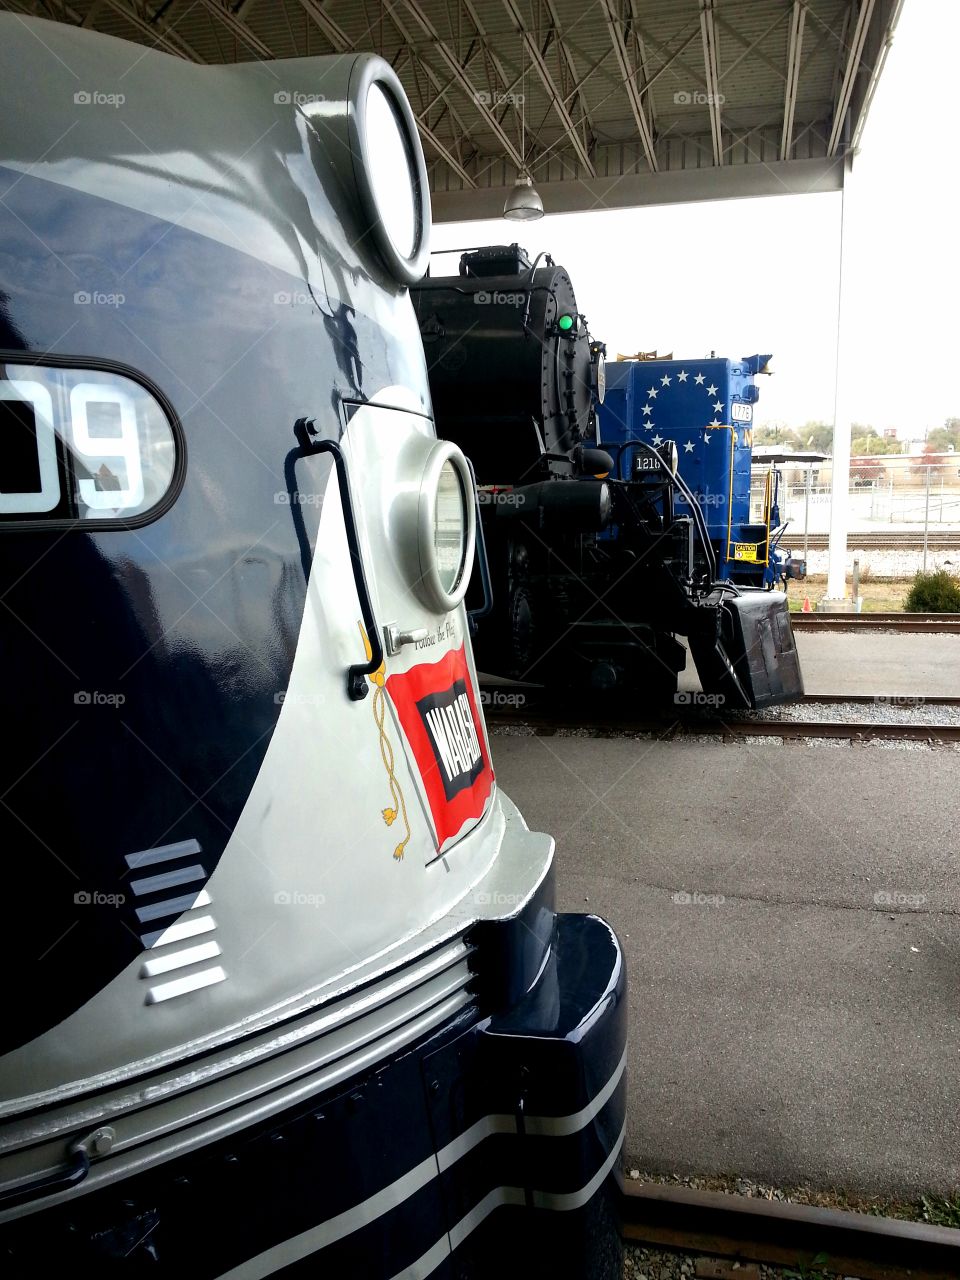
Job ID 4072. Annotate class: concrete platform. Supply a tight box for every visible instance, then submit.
[678,631,960,697]
[492,731,960,1195]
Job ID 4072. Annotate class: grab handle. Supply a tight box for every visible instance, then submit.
[289,419,383,700]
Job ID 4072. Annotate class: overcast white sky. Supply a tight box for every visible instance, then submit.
[431,0,959,439]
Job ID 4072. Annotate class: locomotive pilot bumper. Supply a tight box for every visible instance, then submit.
[0,815,627,1279]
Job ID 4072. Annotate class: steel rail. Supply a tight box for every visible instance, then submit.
[799,532,960,549]
[481,685,960,709]
[486,713,960,745]
[791,612,960,632]
[620,1180,960,1279]
[481,687,960,743]
[708,719,960,744]
[801,693,960,707]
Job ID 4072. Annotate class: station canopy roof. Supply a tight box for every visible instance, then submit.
[1,0,902,220]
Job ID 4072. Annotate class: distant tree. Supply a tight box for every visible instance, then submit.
[754,422,838,454]
[927,418,960,452]
[852,433,902,456]
[798,422,833,453]
[754,424,801,448]
[911,441,940,475]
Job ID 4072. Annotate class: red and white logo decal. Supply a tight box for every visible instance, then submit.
[386,645,493,849]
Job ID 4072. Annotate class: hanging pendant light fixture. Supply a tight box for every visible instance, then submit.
[503,41,543,221]
[503,172,544,220]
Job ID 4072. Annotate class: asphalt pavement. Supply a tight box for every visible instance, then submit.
[492,729,960,1195]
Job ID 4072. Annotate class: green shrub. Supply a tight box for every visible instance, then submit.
[904,570,960,613]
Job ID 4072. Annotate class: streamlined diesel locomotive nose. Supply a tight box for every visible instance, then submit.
[0,18,626,1277]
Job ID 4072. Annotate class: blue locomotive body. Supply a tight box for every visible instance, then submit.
[598,355,802,588]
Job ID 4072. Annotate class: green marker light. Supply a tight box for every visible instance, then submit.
[558,314,574,331]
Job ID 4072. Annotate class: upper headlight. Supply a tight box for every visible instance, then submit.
[365,82,418,262]
[417,441,475,613]
[273,54,431,284]
[348,58,431,284]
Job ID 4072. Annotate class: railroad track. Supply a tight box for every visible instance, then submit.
[800,532,960,549]
[803,693,960,706]
[481,688,960,744]
[693,717,960,744]
[791,611,960,633]
[619,1180,960,1279]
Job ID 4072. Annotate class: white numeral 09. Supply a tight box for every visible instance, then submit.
[0,380,60,515]
[69,383,144,511]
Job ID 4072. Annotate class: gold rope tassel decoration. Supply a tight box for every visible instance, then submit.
[359,622,411,861]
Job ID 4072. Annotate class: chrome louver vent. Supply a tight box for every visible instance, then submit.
[0,937,475,1190]
[126,839,225,1004]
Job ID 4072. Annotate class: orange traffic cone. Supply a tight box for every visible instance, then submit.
[802,596,812,612]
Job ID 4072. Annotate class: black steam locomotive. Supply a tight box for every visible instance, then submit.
[412,244,803,709]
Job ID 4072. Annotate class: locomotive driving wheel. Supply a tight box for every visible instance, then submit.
[474,537,544,682]
[507,579,537,679]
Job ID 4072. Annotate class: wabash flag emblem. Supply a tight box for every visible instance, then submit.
[419,680,484,801]
[386,645,493,849]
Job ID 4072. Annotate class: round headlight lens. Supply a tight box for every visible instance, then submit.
[366,81,417,260]
[434,459,466,593]
[416,442,476,613]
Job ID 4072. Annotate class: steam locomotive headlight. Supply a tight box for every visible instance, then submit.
[417,442,476,613]
[658,440,679,476]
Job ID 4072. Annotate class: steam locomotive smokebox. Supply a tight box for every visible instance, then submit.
[412,244,603,481]
[689,590,804,710]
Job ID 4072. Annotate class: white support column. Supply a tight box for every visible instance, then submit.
[825,156,854,602]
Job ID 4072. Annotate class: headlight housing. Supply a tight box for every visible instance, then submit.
[345,57,431,284]
[416,441,476,613]
[285,54,431,285]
